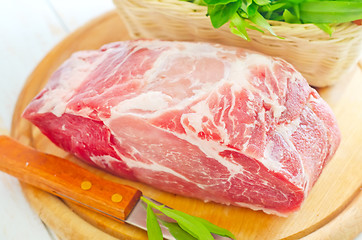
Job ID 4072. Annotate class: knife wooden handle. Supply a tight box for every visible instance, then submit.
[0,135,142,221]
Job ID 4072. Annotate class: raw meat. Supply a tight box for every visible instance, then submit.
[23,40,341,216]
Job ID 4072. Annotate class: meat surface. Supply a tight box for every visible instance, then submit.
[23,40,341,216]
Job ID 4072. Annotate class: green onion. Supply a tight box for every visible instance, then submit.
[299,1,362,24]
[146,204,163,240]
[187,0,362,39]
[159,220,198,240]
[249,11,277,36]
[283,9,301,23]
[141,196,236,240]
[315,23,335,36]
[208,1,241,28]
[204,0,237,5]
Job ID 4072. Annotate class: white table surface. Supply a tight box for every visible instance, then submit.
[0,1,361,239]
[0,1,113,239]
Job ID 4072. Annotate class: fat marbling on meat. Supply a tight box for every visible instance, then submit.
[23,40,341,216]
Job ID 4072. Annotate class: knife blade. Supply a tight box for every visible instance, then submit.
[0,135,232,240]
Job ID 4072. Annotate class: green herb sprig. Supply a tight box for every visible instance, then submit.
[141,196,236,240]
[184,0,362,40]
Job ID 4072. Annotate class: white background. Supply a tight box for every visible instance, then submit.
[0,1,113,239]
[0,0,361,239]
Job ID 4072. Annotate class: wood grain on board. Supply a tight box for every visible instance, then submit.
[11,11,362,240]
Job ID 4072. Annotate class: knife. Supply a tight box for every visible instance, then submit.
[0,135,233,240]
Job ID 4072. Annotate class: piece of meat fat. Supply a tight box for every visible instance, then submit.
[23,39,341,216]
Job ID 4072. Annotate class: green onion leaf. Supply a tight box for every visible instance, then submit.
[259,2,287,13]
[240,0,253,16]
[204,0,238,5]
[141,197,236,240]
[283,9,301,23]
[292,4,300,19]
[190,215,236,238]
[253,0,270,6]
[245,20,265,33]
[249,11,277,36]
[230,22,249,40]
[282,0,304,4]
[315,23,335,36]
[241,0,253,8]
[156,207,215,240]
[208,1,242,28]
[160,220,198,240]
[300,1,362,23]
[146,204,163,240]
[246,3,258,17]
[230,13,250,40]
[190,0,362,39]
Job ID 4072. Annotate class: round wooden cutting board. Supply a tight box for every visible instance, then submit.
[11,10,362,240]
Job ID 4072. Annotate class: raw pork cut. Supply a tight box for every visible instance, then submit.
[23,40,341,216]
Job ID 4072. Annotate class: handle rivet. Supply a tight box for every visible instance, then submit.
[81,181,92,190]
[111,193,123,203]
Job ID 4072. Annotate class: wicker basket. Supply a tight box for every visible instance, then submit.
[113,0,362,87]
